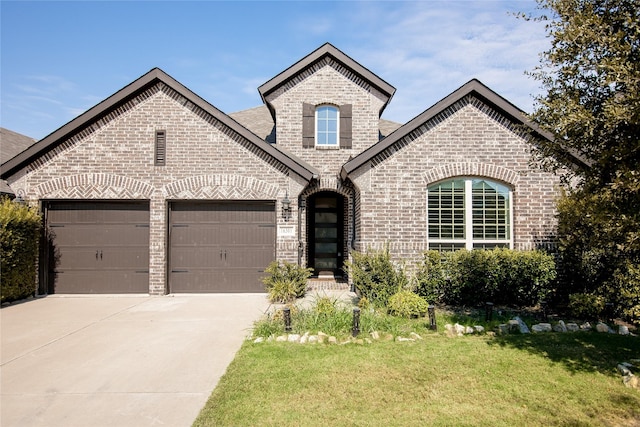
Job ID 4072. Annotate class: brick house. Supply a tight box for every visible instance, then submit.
[1,43,584,295]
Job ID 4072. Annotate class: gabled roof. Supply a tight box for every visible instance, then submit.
[258,43,396,120]
[341,79,591,179]
[1,68,318,182]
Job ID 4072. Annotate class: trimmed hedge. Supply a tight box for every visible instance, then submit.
[415,248,556,307]
[1,198,42,303]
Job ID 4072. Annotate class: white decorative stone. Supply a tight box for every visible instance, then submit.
[370,331,380,340]
[308,335,318,343]
[454,323,466,335]
[566,323,580,332]
[596,323,609,333]
[553,320,567,333]
[513,317,531,334]
[532,323,552,333]
[465,326,475,335]
[328,336,337,344]
[580,322,592,330]
[474,326,485,333]
[253,337,265,343]
[288,334,300,342]
[618,325,630,335]
[409,332,423,340]
[300,334,308,344]
[397,337,415,342]
[276,335,287,342]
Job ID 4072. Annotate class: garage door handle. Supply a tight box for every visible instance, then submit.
[100,250,103,260]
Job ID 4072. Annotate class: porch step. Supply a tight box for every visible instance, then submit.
[306,278,351,292]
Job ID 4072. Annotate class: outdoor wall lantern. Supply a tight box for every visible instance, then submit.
[282,192,291,221]
[13,189,25,204]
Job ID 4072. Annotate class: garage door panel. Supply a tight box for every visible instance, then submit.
[169,201,275,293]
[46,201,149,294]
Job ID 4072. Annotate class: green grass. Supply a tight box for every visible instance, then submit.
[193,331,640,426]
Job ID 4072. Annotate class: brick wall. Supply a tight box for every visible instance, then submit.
[351,96,564,266]
[8,83,305,294]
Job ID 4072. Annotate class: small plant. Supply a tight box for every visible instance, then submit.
[568,293,605,320]
[262,260,313,303]
[387,291,429,318]
[357,295,370,310]
[344,245,408,308]
[313,296,337,316]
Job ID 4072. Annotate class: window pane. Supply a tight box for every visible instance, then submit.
[472,179,510,241]
[427,179,465,240]
[315,212,337,223]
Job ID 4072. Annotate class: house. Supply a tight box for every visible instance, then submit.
[1,127,36,198]
[0,43,585,295]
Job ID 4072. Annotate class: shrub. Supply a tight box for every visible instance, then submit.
[1,198,42,303]
[416,248,556,307]
[344,246,408,308]
[262,261,312,303]
[313,295,337,316]
[568,293,606,320]
[387,291,429,318]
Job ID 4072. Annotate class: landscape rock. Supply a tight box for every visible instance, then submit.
[514,317,531,334]
[409,332,423,340]
[508,320,520,333]
[553,320,568,333]
[397,337,415,342]
[288,334,301,343]
[566,323,580,332]
[596,323,609,333]
[276,335,287,342]
[619,325,630,335]
[454,323,466,335]
[328,336,337,344]
[300,334,308,344]
[465,326,475,335]
[623,374,639,389]
[532,323,552,333]
[370,331,380,340]
[474,325,485,333]
[497,324,509,335]
[308,335,318,343]
[580,322,592,331]
[253,337,265,343]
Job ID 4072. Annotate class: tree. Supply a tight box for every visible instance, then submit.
[525,0,640,321]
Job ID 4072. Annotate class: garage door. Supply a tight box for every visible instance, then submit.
[169,201,275,293]
[45,201,150,293]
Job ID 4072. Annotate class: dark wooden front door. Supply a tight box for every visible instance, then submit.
[169,201,275,293]
[45,201,150,294]
[308,192,344,277]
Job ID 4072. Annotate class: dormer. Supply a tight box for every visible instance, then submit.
[258,43,396,174]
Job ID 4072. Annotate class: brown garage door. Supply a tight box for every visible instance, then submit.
[45,201,150,293]
[169,201,275,293]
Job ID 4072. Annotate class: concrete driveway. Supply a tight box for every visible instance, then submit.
[1,294,269,427]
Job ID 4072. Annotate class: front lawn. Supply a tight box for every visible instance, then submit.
[193,331,640,426]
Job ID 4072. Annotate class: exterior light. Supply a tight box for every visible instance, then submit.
[485,302,494,322]
[605,302,614,324]
[282,192,291,221]
[352,307,360,337]
[428,305,437,331]
[283,306,292,332]
[540,300,548,321]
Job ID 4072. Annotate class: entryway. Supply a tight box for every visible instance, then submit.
[307,191,345,278]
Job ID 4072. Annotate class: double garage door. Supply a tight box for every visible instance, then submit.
[46,200,274,294]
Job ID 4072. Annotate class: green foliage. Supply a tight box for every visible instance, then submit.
[262,261,312,303]
[0,198,42,303]
[415,249,556,307]
[387,291,429,318]
[357,295,370,310]
[568,293,606,320]
[523,0,640,324]
[312,295,338,317]
[343,246,408,308]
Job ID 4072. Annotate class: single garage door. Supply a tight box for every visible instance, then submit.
[169,201,275,293]
[45,201,150,293]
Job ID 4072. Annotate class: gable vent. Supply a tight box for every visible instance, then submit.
[155,130,166,166]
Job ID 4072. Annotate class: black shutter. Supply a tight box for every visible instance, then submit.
[302,103,315,148]
[155,130,166,166]
[339,104,352,149]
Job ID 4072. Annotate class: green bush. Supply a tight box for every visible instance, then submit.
[262,260,312,303]
[344,246,408,308]
[415,248,556,307]
[387,291,429,318]
[1,198,42,303]
[568,293,606,320]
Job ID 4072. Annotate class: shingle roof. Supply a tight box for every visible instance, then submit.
[1,128,36,195]
[341,79,591,179]
[1,68,319,182]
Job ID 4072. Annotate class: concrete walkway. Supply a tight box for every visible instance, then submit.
[1,294,269,427]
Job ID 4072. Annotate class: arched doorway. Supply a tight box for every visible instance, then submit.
[307,191,345,278]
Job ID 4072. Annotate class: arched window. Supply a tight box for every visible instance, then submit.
[427,178,512,251]
[315,105,339,147]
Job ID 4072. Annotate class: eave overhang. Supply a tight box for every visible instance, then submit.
[1,68,318,182]
[341,79,591,180]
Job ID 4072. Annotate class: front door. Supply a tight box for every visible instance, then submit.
[308,192,344,277]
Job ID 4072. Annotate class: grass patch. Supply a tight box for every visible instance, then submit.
[194,332,640,426]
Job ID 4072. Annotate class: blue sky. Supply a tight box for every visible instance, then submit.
[1,1,547,141]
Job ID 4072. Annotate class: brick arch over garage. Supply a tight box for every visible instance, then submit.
[422,162,520,186]
[163,174,280,200]
[35,173,154,199]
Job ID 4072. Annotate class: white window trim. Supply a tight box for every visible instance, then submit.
[426,177,514,250]
[315,105,340,149]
